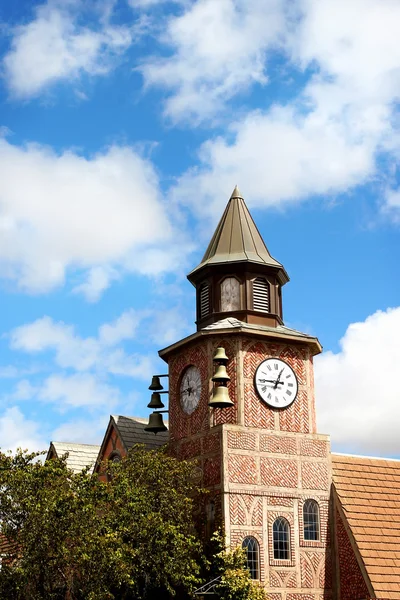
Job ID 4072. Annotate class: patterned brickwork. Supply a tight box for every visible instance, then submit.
[179,438,202,460]
[336,509,370,600]
[212,339,238,425]
[251,498,263,526]
[286,595,316,600]
[229,494,247,525]
[203,431,221,454]
[268,594,282,600]
[260,457,298,488]
[168,344,209,441]
[203,456,221,486]
[228,455,257,484]
[279,390,310,433]
[260,434,297,455]
[227,430,257,450]
[244,383,275,429]
[300,439,328,458]
[300,553,314,588]
[301,462,329,491]
[268,495,295,507]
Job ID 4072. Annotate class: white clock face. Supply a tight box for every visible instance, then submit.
[221,277,240,312]
[254,358,298,408]
[180,365,202,415]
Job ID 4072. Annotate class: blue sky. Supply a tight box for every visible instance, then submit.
[0,0,399,457]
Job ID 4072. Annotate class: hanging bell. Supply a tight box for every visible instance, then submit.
[213,347,229,363]
[208,385,234,408]
[149,376,164,391]
[144,411,167,434]
[147,392,165,409]
[212,364,231,383]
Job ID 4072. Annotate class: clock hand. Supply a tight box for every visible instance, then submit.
[274,368,284,389]
[258,379,284,385]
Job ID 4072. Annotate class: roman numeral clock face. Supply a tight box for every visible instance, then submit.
[254,358,298,408]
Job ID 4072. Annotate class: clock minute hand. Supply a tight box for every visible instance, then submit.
[258,379,284,385]
[274,368,284,389]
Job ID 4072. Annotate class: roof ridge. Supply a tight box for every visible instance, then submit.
[333,451,400,463]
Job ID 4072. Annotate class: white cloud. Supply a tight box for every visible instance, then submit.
[315,307,400,456]
[0,407,46,452]
[10,312,152,378]
[51,415,109,444]
[149,0,400,218]
[3,1,133,99]
[0,137,187,296]
[39,373,121,409]
[139,0,286,123]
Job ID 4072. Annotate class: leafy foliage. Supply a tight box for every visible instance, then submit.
[0,447,204,600]
[209,532,267,600]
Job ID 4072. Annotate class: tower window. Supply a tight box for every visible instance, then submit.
[200,283,210,318]
[273,517,290,560]
[242,536,259,579]
[253,278,269,312]
[220,277,240,312]
[303,499,320,541]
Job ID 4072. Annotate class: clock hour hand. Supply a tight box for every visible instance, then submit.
[274,368,284,389]
[257,379,284,385]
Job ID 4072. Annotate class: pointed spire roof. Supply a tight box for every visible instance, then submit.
[188,187,289,283]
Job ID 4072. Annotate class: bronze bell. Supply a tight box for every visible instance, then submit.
[208,385,234,408]
[213,347,229,363]
[144,411,167,434]
[149,376,164,391]
[147,392,165,409]
[212,364,230,383]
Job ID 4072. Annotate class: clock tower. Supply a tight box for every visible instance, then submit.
[159,187,332,598]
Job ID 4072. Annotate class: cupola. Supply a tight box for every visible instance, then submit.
[187,186,289,330]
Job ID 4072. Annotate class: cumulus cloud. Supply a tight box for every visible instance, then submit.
[315,307,400,456]
[146,0,400,219]
[139,0,286,123]
[9,311,152,378]
[3,0,133,99]
[0,137,188,296]
[0,407,46,452]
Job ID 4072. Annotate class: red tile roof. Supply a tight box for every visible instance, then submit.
[332,453,400,599]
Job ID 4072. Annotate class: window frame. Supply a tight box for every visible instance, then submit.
[242,536,260,580]
[272,517,291,561]
[303,499,320,542]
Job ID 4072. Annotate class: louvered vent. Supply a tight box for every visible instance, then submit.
[253,278,269,312]
[200,284,210,318]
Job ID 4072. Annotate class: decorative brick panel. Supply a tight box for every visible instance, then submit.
[203,431,221,454]
[228,455,257,484]
[203,456,220,486]
[179,438,202,460]
[251,498,263,526]
[229,494,246,525]
[336,509,370,600]
[279,345,306,385]
[286,595,316,600]
[260,434,297,455]
[268,595,282,600]
[244,383,275,429]
[279,390,310,433]
[301,462,329,491]
[227,430,257,450]
[268,496,294,507]
[300,439,328,458]
[301,553,314,588]
[260,458,298,488]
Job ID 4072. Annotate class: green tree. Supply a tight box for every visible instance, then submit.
[208,532,267,600]
[0,447,204,600]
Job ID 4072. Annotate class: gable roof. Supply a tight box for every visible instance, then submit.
[188,186,289,284]
[47,442,100,474]
[112,415,169,451]
[332,453,400,599]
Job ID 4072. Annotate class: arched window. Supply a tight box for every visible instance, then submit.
[220,277,240,312]
[273,517,290,560]
[242,537,259,579]
[253,277,269,312]
[303,499,320,541]
[199,283,210,318]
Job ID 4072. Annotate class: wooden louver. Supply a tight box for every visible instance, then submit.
[253,278,269,312]
[200,284,210,318]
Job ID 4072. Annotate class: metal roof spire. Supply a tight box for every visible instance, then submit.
[188,187,289,284]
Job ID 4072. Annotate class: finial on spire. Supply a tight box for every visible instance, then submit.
[230,185,242,199]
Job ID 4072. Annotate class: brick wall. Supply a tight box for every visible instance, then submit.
[335,509,370,599]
